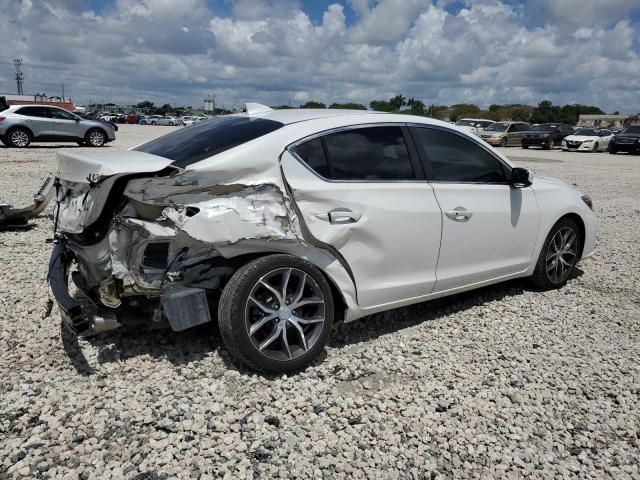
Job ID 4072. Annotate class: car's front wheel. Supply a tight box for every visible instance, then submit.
[500,137,508,147]
[218,254,334,373]
[85,129,106,147]
[531,218,581,290]
[6,127,32,148]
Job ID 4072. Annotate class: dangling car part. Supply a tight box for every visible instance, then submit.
[0,177,53,228]
[48,104,597,373]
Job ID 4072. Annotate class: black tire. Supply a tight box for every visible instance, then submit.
[169,122,174,126]
[151,121,157,125]
[500,137,508,147]
[77,141,85,146]
[0,136,8,146]
[593,142,599,152]
[85,129,106,147]
[218,254,334,374]
[530,218,581,290]
[522,145,529,149]
[609,148,617,154]
[6,127,32,148]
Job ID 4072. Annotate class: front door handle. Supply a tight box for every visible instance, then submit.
[445,208,473,221]
[316,208,362,224]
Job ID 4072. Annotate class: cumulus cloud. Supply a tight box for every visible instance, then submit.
[0,0,638,113]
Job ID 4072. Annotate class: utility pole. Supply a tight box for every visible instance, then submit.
[14,58,24,95]
[61,82,65,102]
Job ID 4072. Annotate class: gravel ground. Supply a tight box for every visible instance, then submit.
[1,126,639,479]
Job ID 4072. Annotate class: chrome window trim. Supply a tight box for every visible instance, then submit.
[286,122,430,184]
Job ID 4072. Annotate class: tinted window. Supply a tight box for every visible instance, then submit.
[532,124,556,132]
[411,127,507,183]
[294,137,330,178]
[135,116,284,167]
[322,126,414,180]
[16,106,51,118]
[50,108,76,120]
[623,126,640,134]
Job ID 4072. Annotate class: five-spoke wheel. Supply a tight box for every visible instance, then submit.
[218,255,334,373]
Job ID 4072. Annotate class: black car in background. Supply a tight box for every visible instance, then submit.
[609,126,640,154]
[521,123,574,150]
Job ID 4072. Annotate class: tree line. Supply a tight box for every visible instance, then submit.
[275,95,619,126]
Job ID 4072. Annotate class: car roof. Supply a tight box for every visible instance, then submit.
[244,108,382,125]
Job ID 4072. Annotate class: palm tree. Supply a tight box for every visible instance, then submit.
[623,114,640,128]
[389,95,406,112]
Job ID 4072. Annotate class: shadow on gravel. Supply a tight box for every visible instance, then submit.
[59,270,583,376]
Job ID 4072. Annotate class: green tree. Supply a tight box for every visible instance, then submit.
[406,98,426,115]
[300,101,326,109]
[272,104,292,109]
[511,109,530,121]
[389,94,407,112]
[329,102,367,110]
[370,100,393,112]
[450,103,481,122]
[136,100,154,109]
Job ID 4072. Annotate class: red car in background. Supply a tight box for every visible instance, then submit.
[125,114,142,124]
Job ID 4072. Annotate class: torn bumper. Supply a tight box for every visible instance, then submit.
[0,177,53,227]
[48,240,93,335]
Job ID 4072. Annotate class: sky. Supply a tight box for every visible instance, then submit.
[1,0,639,113]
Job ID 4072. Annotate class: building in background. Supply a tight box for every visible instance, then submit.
[0,93,75,111]
[577,114,631,128]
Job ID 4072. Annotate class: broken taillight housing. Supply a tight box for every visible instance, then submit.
[581,194,593,210]
[0,116,6,122]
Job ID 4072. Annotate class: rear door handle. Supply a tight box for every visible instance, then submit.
[445,208,473,221]
[316,208,362,224]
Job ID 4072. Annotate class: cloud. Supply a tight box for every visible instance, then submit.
[0,0,639,113]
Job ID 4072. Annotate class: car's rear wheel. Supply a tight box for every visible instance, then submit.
[85,129,106,147]
[7,128,32,148]
[218,254,334,373]
[531,218,581,290]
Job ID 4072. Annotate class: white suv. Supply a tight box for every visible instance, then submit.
[48,104,597,373]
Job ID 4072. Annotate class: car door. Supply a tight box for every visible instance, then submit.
[409,125,539,292]
[281,125,443,308]
[509,123,524,146]
[50,107,81,139]
[14,106,56,138]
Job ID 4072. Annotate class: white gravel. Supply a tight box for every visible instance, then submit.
[1,126,639,479]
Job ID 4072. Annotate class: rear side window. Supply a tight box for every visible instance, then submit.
[411,127,507,183]
[135,116,284,167]
[16,106,51,118]
[294,126,414,181]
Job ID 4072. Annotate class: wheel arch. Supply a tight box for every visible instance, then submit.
[6,124,34,139]
[557,212,586,259]
[216,250,348,323]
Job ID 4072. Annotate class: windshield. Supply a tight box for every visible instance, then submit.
[532,124,556,132]
[485,123,508,132]
[574,129,597,136]
[134,116,284,167]
[623,126,640,134]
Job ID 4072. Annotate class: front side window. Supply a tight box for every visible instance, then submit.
[623,126,640,134]
[50,108,77,120]
[411,127,507,183]
[135,116,284,167]
[485,123,508,132]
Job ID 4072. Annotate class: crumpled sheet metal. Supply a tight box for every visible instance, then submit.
[0,177,53,227]
[125,174,305,247]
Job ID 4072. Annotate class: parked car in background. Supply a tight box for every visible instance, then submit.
[0,104,116,147]
[608,125,640,154]
[455,118,495,136]
[561,128,613,152]
[480,122,531,147]
[140,115,161,125]
[74,112,119,132]
[48,104,596,373]
[522,123,574,149]
[155,116,179,126]
[181,116,197,126]
[99,113,119,122]
[125,114,142,124]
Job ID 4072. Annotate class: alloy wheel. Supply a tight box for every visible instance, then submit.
[545,226,578,284]
[10,130,29,147]
[89,131,105,146]
[244,267,326,361]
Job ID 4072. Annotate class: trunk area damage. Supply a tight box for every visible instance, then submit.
[49,149,330,336]
[0,177,53,229]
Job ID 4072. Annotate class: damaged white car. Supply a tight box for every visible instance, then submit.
[49,104,597,373]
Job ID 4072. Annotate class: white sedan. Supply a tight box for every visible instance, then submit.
[49,104,597,373]
[562,128,613,152]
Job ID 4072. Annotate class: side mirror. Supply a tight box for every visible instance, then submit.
[510,167,532,188]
